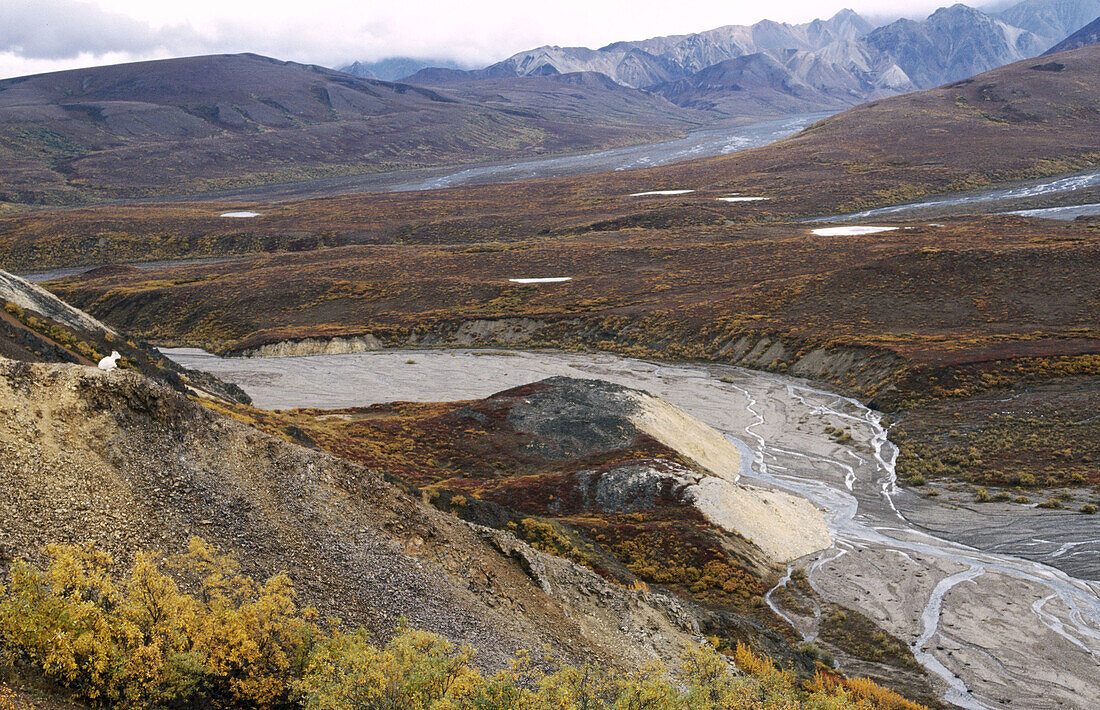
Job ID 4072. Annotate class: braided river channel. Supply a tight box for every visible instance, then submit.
[168,347,1100,709]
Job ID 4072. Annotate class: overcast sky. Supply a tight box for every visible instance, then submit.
[1,0,1003,79]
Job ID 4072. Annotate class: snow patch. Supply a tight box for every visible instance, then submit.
[509,277,573,284]
[629,189,695,197]
[718,196,769,202]
[220,211,262,218]
[811,225,899,236]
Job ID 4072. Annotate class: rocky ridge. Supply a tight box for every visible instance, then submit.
[405,2,1097,117]
[0,268,248,403]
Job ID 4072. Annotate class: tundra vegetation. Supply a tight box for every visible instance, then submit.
[6,52,1100,500]
[0,540,927,710]
[41,211,1100,495]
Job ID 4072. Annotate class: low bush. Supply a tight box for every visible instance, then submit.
[0,539,318,709]
[798,642,835,668]
[0,540,928,710]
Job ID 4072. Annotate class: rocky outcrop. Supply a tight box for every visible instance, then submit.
[485,376,831,564]
[238,318,553,356]
[242,334,385,357]
[0,269,113,335]
[571,458,831,564]
[0,268,249,404]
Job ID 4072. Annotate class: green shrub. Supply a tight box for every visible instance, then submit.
[798,641,835,668]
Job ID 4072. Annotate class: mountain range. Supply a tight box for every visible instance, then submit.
[0,53,702,203]
[2,0,1098,204]
[394,0,1100,115]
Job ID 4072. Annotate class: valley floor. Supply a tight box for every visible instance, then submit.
[167,347,1100,710]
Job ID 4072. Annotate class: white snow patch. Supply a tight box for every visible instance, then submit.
[508,277,573,284]
[220,211,262,218]
[811,225,899,236]
[629,189,695,197]
[717,196,769,202]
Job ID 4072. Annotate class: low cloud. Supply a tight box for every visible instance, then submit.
[0,0,202,59]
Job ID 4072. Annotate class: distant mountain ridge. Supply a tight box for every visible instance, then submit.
[1043,14,1100,51]
[998,0,1100,42]
[339,57,468,81]
[386,0,1099,117]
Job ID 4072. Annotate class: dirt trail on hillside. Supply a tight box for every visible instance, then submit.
[168,347,1100,710]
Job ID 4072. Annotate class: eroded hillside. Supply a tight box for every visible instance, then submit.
[0,359,714,673]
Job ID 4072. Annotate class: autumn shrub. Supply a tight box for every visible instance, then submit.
[0,685,20,710]
[590,521,762,604]
[296,627,478,710]
[0,539,319,709]
[0,541,929,710]
[808,671,929,710]
[798,642,835,668]
[505,518,593,567]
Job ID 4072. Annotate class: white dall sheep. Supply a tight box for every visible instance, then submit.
[98,350,121,371]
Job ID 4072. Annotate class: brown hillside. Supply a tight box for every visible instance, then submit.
[3,47,1100,272]
[0,359,713,673]
[0,54,702,204]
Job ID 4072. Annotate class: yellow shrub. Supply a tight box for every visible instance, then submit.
[807,670,930,710]
[0,541,930,710]
[0,539,318,709]
[297,627,477,710]
[0,685,21,710]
